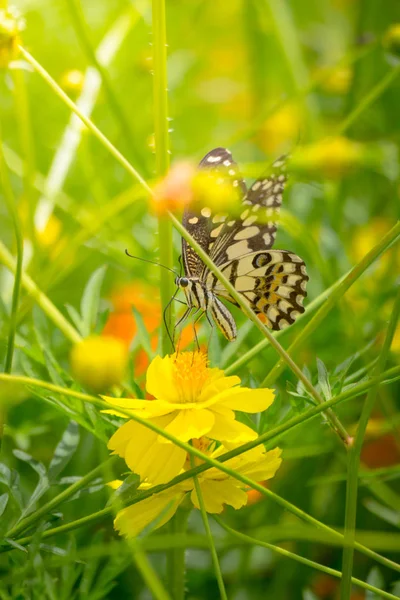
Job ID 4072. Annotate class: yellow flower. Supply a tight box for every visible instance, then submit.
[293,137,363,178]
[114,440,282,538]
[70,335,128,393]
[104,352,275,484]
[0,7,24,68]
[383,24,400,57]
[260,103,302,154]
[60,69,85,94]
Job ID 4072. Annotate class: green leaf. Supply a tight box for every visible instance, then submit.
[0,493,9,517]
[65,303,86,336]
[80,265,107,337]
[48,420,80,481]
[316,358,332,400]
[132,307,154,358]
[366,567,385,599]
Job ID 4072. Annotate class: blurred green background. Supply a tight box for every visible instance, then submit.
[0,0,400,598]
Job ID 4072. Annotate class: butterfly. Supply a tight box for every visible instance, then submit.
[175,147,308,341]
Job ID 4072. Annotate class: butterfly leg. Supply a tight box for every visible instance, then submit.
[174,306,193,354]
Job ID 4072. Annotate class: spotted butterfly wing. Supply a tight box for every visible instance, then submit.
[179,147,308,338]
[181,147,246,277]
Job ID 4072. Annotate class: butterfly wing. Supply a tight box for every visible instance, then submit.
[202,155,287,272]
[206,249,308,331]
[182,147,246,277]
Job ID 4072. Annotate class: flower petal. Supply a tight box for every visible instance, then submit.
[146,355,178,401]
[216,387,275,413]
[199,371,241,403]
[241,447,282,481]
[207,410,257,444]
[102,395,175,418]
[109,416,186,484]
[125,427,186,484]
[191,479,248,513]
[114,490,185,537]
[159,409,215,443]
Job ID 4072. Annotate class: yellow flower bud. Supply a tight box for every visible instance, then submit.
[383,23,400,57]
[0,7,25,69]
[293,137,363,178]
[70,335,128,393]
[60,69,85,94]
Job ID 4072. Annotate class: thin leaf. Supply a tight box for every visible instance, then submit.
[48,421,80,481]
[80,265,107,336]
[317,358,332,400]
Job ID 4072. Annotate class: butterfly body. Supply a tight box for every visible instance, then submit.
[178,147,308,342]
[175,276,237,340]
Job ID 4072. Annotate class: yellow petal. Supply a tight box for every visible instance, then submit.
[207,410,257,443]
[191,479,248,513]
[160,408,215,443]
[124,420,186,484]
[114,490,185,537]
[146,355,179,401]
[216,387,275,413]
[241,447,282,481]
[199,371,241,403]
[102,395,175,418]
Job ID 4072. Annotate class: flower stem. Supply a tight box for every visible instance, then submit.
[0,240,81,344]
[65,0,145,171]
[337,63,400,135]
[262,221,400,387]
[215,518,399,600]
[340,286,400,600]
[18,45,152,196]
[167,507,191,600]
[169,213,351,445]
[0,131,23,375]
[152,0,174,355]
[191,457,227,600]
[1,372,400,575]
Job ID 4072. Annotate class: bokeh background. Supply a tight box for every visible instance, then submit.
[0,0,400,598]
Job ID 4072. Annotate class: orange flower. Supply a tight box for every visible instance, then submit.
[152,162,196,215]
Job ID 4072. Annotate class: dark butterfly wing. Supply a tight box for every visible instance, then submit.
[182,147,246,277]
[206,249,308,331]
[201,155,288,273]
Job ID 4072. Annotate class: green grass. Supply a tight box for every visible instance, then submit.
[1,1,400,598]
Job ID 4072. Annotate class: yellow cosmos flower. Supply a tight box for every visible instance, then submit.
[104,352,275,484]
[114,440,282,538]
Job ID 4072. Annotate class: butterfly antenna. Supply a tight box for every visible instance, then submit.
[163,288,179,352]
[125,250,179,278]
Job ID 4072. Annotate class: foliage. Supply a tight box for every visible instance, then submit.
[0,0,400,599]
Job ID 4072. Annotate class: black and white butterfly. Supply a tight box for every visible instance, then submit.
[175,147,308,341]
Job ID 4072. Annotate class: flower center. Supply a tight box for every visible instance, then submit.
[172,351,210,403]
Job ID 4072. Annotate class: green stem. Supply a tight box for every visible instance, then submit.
[262,221,400,387]
[0,240,81,344]
[169,213,350,445]
[18,45,151,196]
[152,0,174,355]
[167,507,191,600]
[1,373,400,574]
[6,457,119,539]
[340,287,400,600]
[191,456,227,600]
[0,134,23,375]
[65,0,145,171]
[12,68,36,248]
[215,518,399,600]
[337,63,400,135]
[225,270,348,374]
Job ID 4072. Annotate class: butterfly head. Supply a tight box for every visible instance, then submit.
[175,276,189,288]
